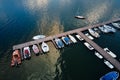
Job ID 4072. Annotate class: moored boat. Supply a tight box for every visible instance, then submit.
[88,29,100,38]
[32,44,39,55]
[104,48,116,58]
[23,47,31,59]
[61,36,71,45]
[104,60,114,69]
[68,35,77,43]
[84,42,94,50]
[100,71,119,80]
[41,42,49,53]
[103,25,116,33]
[112,22,120,29]
[32,35,46,40]
[11,50,21,67]
[55,38,64,48]
[95,51,103,59]
[98,26,109,33]
[75,34,84,41]
[85,33,94,40]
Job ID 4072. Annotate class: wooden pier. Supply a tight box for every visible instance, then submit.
[13,18,120,72]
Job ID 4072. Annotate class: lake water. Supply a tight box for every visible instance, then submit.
[0,0,120,80]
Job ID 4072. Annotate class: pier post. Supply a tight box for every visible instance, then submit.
[37,44,43,53]
[51,39,58,49]
[20,48,24,60]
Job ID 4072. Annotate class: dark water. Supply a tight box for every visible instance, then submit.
[0,0,120,80]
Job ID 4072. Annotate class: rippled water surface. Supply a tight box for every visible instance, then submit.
[0,0,120,80]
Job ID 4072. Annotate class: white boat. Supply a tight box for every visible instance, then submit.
[55,38,64,48]
[104,48,116,58]
[112,23,120,29]
[41,42,49,53]
[33,35,46,40]
[88,29,100,38]
[103,25,116,33]
[75,16,85,19]
[68,35,77,43]
[85,33,94,40]
[98,26,109,33]
[23,47,31,59]
[32,45,39,54]
[95,51,103,59]
[75,34,84,41]
[104,60,114,69]
[84,42,94,50]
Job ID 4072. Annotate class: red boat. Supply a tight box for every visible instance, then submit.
[11,50,21,67]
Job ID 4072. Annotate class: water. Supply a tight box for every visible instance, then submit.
[0,0,120,80]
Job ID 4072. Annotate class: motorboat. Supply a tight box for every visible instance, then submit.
[95,51,103,59]
[23,47,31,59]
[32,35,46,40]
[112,22,120,29]
[11,50,21,67]
[68,35,77,43]
[104,60,114,69]
[41,42,49,53]
[103,25,116,33]
[75,34,84,41]
[75,16,85,19]
[61,36,71,45]
[85,33,94,40]
[55,38,64,48]
[32,45,39,55]
[98,26,109,33]
[104,48,116,58]
[84,42,94,50]
[100,71,119,80]
[88,29,100,38]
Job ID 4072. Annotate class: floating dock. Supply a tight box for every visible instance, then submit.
[13,18,120,72]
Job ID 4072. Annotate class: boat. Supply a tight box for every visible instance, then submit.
[68,35,77,43]
[84,42,94,50]
[95,51,103,59]
[75,34,84,41]
[11,50,21,67]
[23,47,31,59]
[55,38,64,48]
[41,42,49,53]
[61,36,71,45]
[88,29,100,38]
[32,45,39,55]
[98,26,109,33]
[104,48,116,58]
[104,60,114,69]
[32,35,46,40]
[85,33,94,40]
[75,16,85,19]
[103,25,116,33]
[100,71,119,80]
[112,22,120,29]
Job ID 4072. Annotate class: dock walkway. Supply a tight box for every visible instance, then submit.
[12,18,120,72]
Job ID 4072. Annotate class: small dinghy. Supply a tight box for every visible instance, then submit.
[61,36,71,45]
[75,16,85,19]
[11,50,21,67]
[55,38,64,48]
[23,47,31,59]
[32,45,39,55]
[68,35,77,43]
[41,42,49,53]
[32,35,46,40]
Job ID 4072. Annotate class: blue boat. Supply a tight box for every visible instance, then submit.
[55,38,64,48]
[100,71,119,80]
[62,36,71,45]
